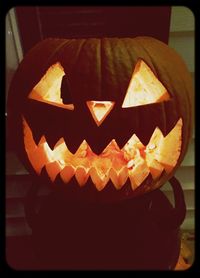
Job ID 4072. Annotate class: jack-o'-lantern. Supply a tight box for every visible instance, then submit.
[7,37,193,201]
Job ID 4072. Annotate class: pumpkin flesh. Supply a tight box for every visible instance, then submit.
[23,116,182,191]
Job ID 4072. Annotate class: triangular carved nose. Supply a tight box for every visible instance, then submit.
[86,101,115,126]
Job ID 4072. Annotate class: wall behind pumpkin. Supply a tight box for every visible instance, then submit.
[6,6,194,236]
[162,6,195,231]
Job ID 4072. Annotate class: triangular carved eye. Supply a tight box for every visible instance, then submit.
[86,101,115,126]
[28,63,74,110]
[122,59,170,108]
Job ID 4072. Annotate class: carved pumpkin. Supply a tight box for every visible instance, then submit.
[8,36,193,201]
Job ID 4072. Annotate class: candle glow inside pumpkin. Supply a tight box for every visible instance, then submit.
[23,60,182,191]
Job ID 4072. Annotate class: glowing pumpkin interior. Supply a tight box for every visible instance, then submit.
[24,59,182,191]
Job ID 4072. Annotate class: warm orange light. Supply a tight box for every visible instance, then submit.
[24,60,182,190]
[28,60,170,111]
[23,117,182,190]
[28,63,74,110]
[122,60,170,108]
[86,101,115,126]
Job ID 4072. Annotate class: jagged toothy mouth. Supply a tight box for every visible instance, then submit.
[23,117,182,191]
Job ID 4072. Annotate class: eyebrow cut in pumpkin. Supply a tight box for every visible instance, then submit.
[122,59,170,108]
[28,62,74,110]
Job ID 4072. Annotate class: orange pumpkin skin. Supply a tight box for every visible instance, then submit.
[7,36,193,201]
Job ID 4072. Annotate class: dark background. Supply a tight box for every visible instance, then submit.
[15,6,171,54]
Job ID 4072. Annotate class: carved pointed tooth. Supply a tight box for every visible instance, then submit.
[75,140,89,158]
[41,141,54,161]
[123,134,145,160]
[100,140,122,162]
[92,157,112,176]
[126,134,145,149]
[161,118,182,169]
[145,128,165,179]
[110,139,120,150]
[26,142,53,175]
[23,117,38,152]
[89,167,110,191]
[54,137,66,149]
[128,157,150,190]
[38,136,47,146]
[146,159,164,180]
[60,165,75,184]
[90,157,112,191]
[149,119,182,174]
[75,166,90,186]
[46,161,63,182]
[146,127,164,153]
[109,167,128,189]
[102,139,120,153]
[53,137,72,162]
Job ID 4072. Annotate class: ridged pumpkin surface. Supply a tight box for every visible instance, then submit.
[8,37,193,200]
